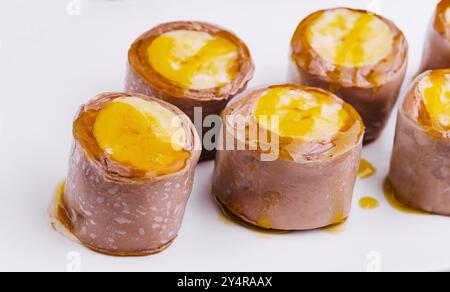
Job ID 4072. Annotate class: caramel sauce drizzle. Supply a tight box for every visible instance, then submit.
[359,196,379,210]
[215,198,289,235]
[358,159,377,179]
[383,179,428,215]
[51,180,73,233]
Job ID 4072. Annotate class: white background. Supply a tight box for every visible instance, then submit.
[0,0,449,272]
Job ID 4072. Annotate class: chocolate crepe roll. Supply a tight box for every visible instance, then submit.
[126,21,254,161]
[289,8,408,143]
[389,70,450,216]
[62,92,201,256]
[213,84,364,231]
[419,0,450,73]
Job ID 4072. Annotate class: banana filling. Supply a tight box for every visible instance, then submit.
[147,30,239,90]
[305,8,394,67]
[93,97,190,175]
[253,87,354,142]
[418,70,450,133]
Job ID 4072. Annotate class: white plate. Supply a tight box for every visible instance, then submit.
[0,0,449,272]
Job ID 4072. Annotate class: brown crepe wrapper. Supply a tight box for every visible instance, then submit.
[126,21,255,161]
[212,84,364,231]
[63,92,201,256]
[419,0,450,73]
[389,72,450,216]
[288,8,408,143]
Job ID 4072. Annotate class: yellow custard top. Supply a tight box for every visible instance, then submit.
[147,30,239,90]
[305,8,394,67]
[253,86,354,142]
[417,70,450,134]
[93,97,190,175]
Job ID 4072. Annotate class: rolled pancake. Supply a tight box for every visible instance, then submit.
[62,92,201,256]
[389,70,450,216]
[126,21,254,161]
[289,8,408,143]
[213,84,364,230]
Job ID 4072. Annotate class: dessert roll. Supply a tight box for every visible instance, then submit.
[289,8,408,143]
[126,21,255,160]
[213,84,364,231]
[419,0,450,73]
[63,92,201,256]
[389,70,450,216]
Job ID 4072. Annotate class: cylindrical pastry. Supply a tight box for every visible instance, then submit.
[213,84,364,231]
[126,21,255,161]
[289,8,408,143]
[419,0,450,73]
[62,92,201,256]
[389,70,450,216]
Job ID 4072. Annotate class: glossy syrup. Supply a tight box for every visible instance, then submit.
[50,180,73,234]
[358,159,376,179]
[359,196,379,210]
[323,218,347,234]
[215,197,289,235]
[383,178,428,215]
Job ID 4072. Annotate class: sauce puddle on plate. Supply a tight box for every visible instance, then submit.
[50,180,73,231]
[358,159,376,179]
[383,178,428,215]
[49,180,77,242]
[359,196,379,210]
[323,218,347,234]
[215,197,289,235]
